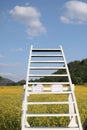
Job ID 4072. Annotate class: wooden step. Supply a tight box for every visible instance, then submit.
[26,113,77,117]
[27,101,74,105]
[30,67,66,70]
[29,74,68,77]
[32,54,63,57]
[23,127,79,130]
[28,87,69,91]
[28,82,70,85]
[27,91,72,95]
[31,61,64,63]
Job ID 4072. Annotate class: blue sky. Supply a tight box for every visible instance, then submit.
[0,0,87,81]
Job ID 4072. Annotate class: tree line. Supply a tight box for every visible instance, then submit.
[32,58,87,85]
[0,58,87,85]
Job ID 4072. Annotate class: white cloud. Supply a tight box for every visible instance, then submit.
[0,72,25,81]
[0,72,14,77]
[0,54,5,58]
[0,63,8,67]
[60,1,87,24]
[10,6,46,38]
[10,48,24,52]
[0,63,20,67]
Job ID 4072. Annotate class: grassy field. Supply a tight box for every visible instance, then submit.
[0,85,87,130]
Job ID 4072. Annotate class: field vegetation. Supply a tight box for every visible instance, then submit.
[0,85,87,130]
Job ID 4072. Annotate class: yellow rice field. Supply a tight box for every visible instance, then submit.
[0,85,87,130]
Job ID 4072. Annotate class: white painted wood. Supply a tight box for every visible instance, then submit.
[68,118,78,128]
[32,48,61,52]
[60,46,72,87]
[28,82,70,85]
[31,60,64,63]
[68,94,78,127]
[28,91,72,94]
[23,128,80,130]
[26,45,33,85]
[27,101,74,105]
[32,54,63,57]
[70,87,83,130]
[21,46,33,130]
[28,87,69,91]
[21,45,82,130]
[30,67,66,70]
[60,45,82,130]
[26,114,77,117]
[29,74,68,77]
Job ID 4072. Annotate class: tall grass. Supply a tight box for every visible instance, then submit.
[0,85,87,130]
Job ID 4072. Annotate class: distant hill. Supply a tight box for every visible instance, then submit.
[0,77,26,86]
[0,58,87,85]
[33,58,87,85]
[68,58,87,84]
[16,80,26,85]
[0,77,16,86]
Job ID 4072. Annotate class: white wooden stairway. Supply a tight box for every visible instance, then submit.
[21,45,83,130]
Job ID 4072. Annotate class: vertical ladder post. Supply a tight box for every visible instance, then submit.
[60,45,82,130]
[26,45,33,85]
[21,45,33,130]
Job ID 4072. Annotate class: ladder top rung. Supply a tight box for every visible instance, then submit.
[30,67,66,70]
[32,48,61,52]
[28,82,70,85]
[29,74,68,77]
[26,113,77,117]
